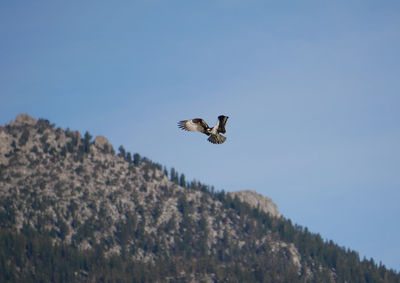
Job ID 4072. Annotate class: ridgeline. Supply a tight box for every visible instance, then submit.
[0,114,399,282]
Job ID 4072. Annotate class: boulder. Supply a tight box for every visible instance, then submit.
[10,113,36,126]
[94,135,112,151]
[229,190,280,218]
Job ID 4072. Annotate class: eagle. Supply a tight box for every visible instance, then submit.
[178,115,229,144]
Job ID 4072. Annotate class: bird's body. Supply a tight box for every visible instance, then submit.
[178,115,229,144]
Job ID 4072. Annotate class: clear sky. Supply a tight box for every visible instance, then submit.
[1,0,399,271]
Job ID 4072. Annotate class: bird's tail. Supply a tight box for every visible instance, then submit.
[208,134,226,144]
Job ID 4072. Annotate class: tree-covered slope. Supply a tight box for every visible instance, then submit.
[0,114,399,282]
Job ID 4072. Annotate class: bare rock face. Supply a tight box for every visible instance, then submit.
[229,190,280,218]
[94,135,111,150]
[0,130,12,166]
[10,113,37,127]
[270,240,303,276]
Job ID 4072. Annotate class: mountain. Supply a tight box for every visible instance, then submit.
[0,114,399,282]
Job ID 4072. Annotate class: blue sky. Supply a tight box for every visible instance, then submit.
[1,0,399,271]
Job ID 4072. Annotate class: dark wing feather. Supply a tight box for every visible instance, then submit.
[208,134,227,144]
[217,115,229,134]
[178,118,210,135]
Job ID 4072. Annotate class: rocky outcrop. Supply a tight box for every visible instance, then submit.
[94,135,110,148]
[9,113,37,127]
[271,241,303,275]
[229,190,280,218]
[94,135,113,153]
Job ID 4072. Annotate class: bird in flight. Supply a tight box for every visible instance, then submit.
[178,115,229,144]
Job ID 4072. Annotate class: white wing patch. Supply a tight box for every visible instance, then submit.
[178,119,207,133]
[184,120,201,132]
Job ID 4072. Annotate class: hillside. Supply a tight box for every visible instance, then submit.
[0,114,399,282]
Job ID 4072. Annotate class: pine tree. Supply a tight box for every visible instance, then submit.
[170,168,179,184]
[82,131,92,153]
[118,145,126,159]
[133,153,141,166]
[179,173,186,187]
[126,152,132,163]
[163,166,168,177]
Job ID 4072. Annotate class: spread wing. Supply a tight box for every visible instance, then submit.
[217,115,229,134]
[178,118,210,135]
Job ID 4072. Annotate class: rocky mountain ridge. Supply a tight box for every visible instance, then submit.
[1,114,399,282]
